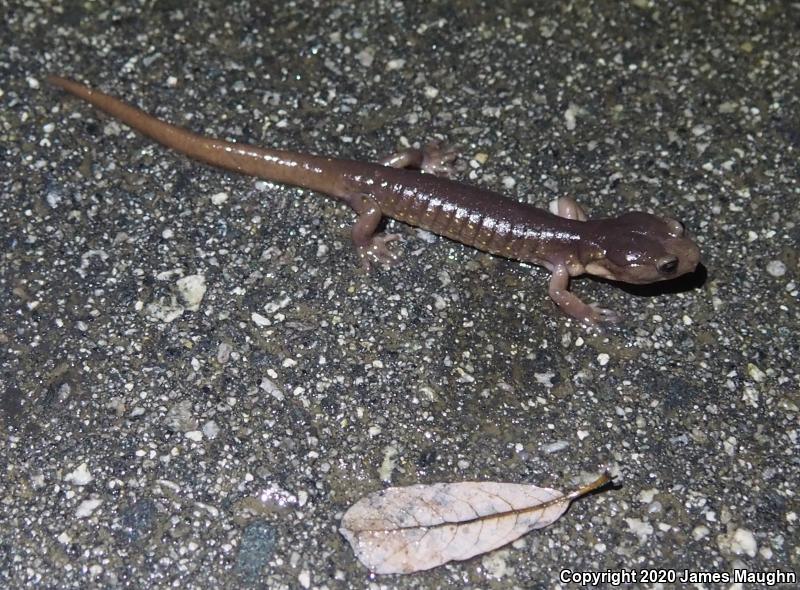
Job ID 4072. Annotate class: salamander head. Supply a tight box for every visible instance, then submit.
[584,212,701,284]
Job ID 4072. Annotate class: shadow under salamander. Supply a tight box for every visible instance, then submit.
[591,263,708,298]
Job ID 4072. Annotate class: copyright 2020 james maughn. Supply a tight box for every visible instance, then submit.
[560,567,796,587]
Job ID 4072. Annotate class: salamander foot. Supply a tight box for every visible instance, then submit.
[356,234,401,270]
[380,142,458,178]
[419,142,457,177]
[584,303,621,325]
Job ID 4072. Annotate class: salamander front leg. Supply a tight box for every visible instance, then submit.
[548,265,620,325]
[347,194,400,270]
[380,142,457,177]
[549,196,588,221]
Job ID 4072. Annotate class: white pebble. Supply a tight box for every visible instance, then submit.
[747,363,766,382]
[386,58,406,71]
[202,421,219,439]
[210,191,229,205]
[501,176,516,189]
[729,527,757,557]
[64,463,93,486]
[766,260,786,277]
[625,517,654,541]
[355,48,374,68]
[564,104,580,130]
[147,300,184,323]
[76,498,103,518]
[541,440,569,454]
[216,342,232,364]
[260,377,285,401]
[176,274,206,311]
[252,312,270,326]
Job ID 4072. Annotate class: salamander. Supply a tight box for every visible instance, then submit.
[47,75,701,325]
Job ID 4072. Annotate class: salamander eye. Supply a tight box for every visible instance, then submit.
[657,256,679,274]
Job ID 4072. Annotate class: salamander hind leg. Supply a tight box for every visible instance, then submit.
[380,142,457,178]
[549,196,588,221]
[548,265,620,326]
[347,193,401,270]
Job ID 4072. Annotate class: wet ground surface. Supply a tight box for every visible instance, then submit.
[1,1,798,588]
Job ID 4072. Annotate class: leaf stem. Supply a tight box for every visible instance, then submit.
[567,472,613,501]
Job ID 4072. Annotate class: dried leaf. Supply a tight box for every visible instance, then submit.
[340,472,611,574]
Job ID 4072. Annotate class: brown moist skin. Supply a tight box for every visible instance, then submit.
[47,75,701,325]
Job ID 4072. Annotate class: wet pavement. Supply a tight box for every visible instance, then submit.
[1,1,797,588]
